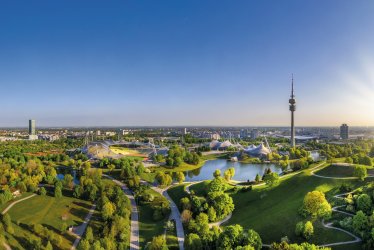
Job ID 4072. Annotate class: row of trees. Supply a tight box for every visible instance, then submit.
[78,182,132,250]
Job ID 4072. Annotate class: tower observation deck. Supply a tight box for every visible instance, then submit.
[289,76,296,147]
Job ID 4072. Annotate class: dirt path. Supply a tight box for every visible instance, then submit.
[1,194,37,215]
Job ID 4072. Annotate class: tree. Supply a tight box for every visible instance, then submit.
[102,202,115,220]
[39,187,47,196]
[354,166,367,181]
[207,206,217,222]
[148,235,168,250]
[352,210,369,234]
[180,197,191,210]
[224,168,235,181]
[108,164,115,173]
[357,194,372,215]
[244,229,262,250]
[63,174,74,189]
[217,224,244,249]
[181,209,193,224]
[45,241,53,250]
[73,185,83,198]
[209,192,235,219]
[54,186,62,198]
[175,172,185,184]
[303,191,332,219]
[78,239,90,250]
[213,169,221,178]
[295,221,304,237]
[185,233,203,250]
[207,177,226,193]
[85,226,94,243]
[263,172,280,187]
[303,221,314,239]
[255,174,261,182]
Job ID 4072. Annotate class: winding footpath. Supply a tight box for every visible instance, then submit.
[1,193,38,250]
[310,165,363,247]
[2,243,11,250]
[71,204,97,250]
[1,194,37,215]
[103,174,140,250]
[144,182,185,250]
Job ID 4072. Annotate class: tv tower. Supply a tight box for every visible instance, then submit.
[289,75,296,148]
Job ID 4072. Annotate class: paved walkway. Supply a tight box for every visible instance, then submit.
[103,174,140,250]
[145,182,185,250]
[1,194,37,215]
[310,168,363,247]
[71,204,97,250]
[2,243,11,250]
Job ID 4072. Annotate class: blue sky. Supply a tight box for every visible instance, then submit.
[1,1,374,127]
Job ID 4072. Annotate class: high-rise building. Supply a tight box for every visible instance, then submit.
[29,119,36,135]
[28,119,38,140]
[251,129,259,139]
[340,124,349,140]
[289,76,296,147]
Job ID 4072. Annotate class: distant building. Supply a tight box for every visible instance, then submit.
[183,128,187,135]
[251,129,259,139]
[211,133,221,140]
[28,119,38,140]
[340,124,349,140]
[240,129,248,138]
[96,130,101,136]
[29,119,36,135]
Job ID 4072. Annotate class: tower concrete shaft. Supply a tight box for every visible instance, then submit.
[289,76,296,147]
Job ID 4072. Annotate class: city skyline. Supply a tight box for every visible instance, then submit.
[1,1,374,127]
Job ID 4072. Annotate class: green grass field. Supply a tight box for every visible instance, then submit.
[0,192,33,212]
[228,164,366,246]
[316,164,374,178]
[138,189,170,248]
[6,194,92,250]
[167,184,188,212]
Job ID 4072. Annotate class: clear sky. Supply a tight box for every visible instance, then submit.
[1,1,374,127]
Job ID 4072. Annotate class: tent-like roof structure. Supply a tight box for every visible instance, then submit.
[244,143,271,157]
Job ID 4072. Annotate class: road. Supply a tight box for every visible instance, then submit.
[1,194,37,215]
[71,204,97,250]
[103,174,140,250]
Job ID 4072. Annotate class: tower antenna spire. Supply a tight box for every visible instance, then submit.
[289,74,296,148]
[291,73,294,98]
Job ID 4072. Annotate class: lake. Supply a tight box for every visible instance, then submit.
[56,166,80,185]
[184,159,283,182]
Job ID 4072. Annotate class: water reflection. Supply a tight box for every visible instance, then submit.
[184,159,282,182]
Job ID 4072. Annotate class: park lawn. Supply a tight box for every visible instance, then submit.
[316,164,374,178]
[167,184,188,213]
[139,189,170,248]
[201,153,229,161]
[7,194,92,249]
[0,192,33,212]
[140,172,157,183]
[227,167,365,246]
[152,160,205,173]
